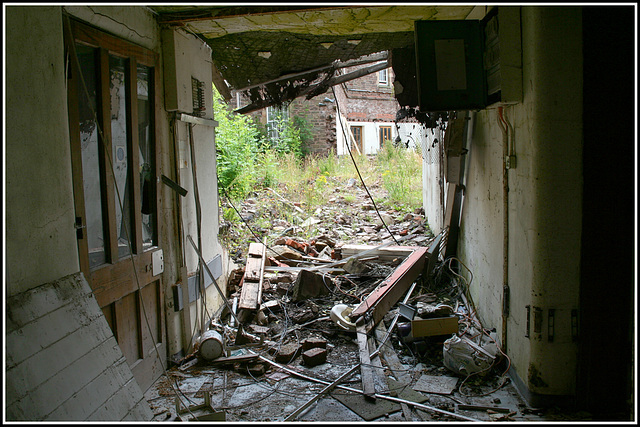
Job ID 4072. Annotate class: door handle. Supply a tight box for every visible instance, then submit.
[74,217,86,239]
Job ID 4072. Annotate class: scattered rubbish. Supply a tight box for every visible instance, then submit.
[330,303,357,331]
[198,330,224,360]
[412,374,459,395]
[147,184,550,422]
[443,330,499,376]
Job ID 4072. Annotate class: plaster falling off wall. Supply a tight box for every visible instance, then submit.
[5,272,153,421]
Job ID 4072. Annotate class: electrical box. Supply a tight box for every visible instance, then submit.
[415,19,487,111]
[414,6,522,111]
[161,28,214,118]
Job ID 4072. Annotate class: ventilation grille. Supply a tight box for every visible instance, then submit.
[191,77,206,117]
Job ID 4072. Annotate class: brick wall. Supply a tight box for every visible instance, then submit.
[290,96,337,155]
[6,272,152,421]
[338,64,399,123]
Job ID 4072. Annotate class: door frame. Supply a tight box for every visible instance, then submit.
[64,15,165,391]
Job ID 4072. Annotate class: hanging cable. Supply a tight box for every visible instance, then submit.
[218,183,284,260]
[331,86,400,245]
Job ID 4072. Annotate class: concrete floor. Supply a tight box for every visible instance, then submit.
[143,336,585,423]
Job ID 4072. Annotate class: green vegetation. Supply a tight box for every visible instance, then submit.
[212,85,423,218]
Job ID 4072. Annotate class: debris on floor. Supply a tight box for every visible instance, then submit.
[145,222,563,422]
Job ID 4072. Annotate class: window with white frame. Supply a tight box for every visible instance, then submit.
[266,105,289,140]
[378,68,389,86]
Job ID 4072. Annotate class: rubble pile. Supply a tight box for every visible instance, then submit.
[144,179,570,422]
[220,182,433,265]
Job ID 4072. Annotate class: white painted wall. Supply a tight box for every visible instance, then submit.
[6,273,152,421]
[456,6,582,399]
[160,27,235,358]
[5,6,79,296]
[336,118,429,155]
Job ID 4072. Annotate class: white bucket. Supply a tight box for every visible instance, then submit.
[330,304,357,331]
[198,330,224,360]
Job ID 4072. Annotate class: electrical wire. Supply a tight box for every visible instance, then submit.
[331,86,400,246]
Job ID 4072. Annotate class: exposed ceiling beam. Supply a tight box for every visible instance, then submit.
[234,60,389,115]
[235,51,389,92]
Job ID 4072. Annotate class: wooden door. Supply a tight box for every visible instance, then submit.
[64,17,165,391]
[350,125,364,154]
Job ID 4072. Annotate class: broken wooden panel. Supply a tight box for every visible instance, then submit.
[238,242,267,311]
[339,244,415,262]
[410,316,459,338]
[351,246,428,327]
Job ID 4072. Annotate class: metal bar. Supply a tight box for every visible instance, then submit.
[187,235,242,326]
[284,364,359,421]
[177,113,218,127]
[256,354,480,422]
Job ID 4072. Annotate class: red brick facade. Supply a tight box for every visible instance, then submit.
[232,62,399,156]
[333,64,399,123]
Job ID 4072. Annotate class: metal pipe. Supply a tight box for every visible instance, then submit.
[187,235,242,327]
[258,354,479,422]
[284,364,360,421]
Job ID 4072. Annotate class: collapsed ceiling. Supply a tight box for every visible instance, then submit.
[150,5,478,110]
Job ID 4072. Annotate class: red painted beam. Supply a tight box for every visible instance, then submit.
[350,246,428,327]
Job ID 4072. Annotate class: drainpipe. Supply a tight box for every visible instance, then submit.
[498,107,510,353]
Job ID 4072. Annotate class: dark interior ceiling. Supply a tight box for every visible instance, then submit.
[149,5,480,109]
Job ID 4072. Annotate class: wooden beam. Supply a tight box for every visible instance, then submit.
[212,61,232,102]
[351,246,428,327]
[235,51,389,92]
[234,60,389,115]
[356,323,376,400]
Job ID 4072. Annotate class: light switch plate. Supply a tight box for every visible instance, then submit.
[152,249,164,276]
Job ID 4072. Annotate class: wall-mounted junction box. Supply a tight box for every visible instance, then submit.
[414,6,522,112]
[161,28,214,117]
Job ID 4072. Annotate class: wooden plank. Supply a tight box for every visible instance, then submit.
[97,47,118,264]
[410,316,459,338]
[70,18,157,67]
[248,242,264,256]
[351,246,428,327]
[125,57,143,254]
[238,281,260,310]
[239,242,266,310]
[356,323,376,400]
[244,256,263,282]
[64,20,91,277]
[444,183,464,259]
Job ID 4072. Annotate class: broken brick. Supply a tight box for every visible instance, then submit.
[247,363,266,377]
[302,347,327,366]
[301,337,327,351]
[275,343,301,363]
